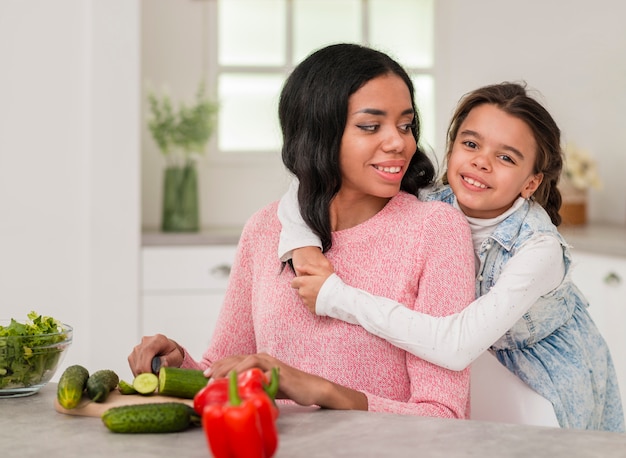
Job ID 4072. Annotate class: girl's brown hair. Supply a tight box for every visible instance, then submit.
[445,82,563,226]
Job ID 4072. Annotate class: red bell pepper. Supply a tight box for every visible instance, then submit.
[193,376,229,415]
[194,367,280,417]
[203,371,265,458]
[238,368,269,397]
[200,370,279,458]
[238,367,280,419]
[240,378,279,456]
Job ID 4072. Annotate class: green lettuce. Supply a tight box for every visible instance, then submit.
[0,311,69,389]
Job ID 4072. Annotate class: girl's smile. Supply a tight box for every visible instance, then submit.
[446,104,543,219]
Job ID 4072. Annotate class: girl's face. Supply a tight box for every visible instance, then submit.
[338,74,416,203]
[447,103,543,219]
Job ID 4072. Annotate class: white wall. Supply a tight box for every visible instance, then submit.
[434,0,626,225]
[0,0,140,381]
[142,0,626,229]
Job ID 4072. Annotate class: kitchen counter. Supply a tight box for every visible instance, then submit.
[560,223,626,257]
[141,223,626,258]
[2,384,625,458]
[142,228,241,247]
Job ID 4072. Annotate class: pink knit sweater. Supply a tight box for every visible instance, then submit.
[182,191,475,418]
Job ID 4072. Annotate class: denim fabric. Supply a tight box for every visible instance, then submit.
[428,185,625,432]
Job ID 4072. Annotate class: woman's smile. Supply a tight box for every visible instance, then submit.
[372,160,406,182]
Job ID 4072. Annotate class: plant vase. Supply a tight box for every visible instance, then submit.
[161,160,199,232]
[558,176,587,226]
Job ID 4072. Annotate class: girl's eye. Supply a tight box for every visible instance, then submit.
[498,154,515,164]
[463,140,478,149]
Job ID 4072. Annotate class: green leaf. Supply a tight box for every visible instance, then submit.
[146,81,218,158]
[0,311,66,389]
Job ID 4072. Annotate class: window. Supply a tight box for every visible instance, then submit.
[208,0,435,158]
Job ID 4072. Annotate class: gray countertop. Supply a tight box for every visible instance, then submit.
[142,227,241,247]
[559,223,626,257]
[2,384,625,458]
[142,223,626,257]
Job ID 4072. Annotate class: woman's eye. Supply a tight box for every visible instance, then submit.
[357,124,378,132]
[399,122,415,133]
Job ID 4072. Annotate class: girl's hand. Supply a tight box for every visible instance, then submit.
[291,246,329,276]
[291,247,335,313]
[127,334,184,376]
[205,353,367,410]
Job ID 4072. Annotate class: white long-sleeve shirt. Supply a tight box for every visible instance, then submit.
[278,179,565,371]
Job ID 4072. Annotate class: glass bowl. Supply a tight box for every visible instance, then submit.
[0,320,73,398]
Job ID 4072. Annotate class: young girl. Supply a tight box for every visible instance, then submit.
[278,82,625,431]
[128,43,477,417]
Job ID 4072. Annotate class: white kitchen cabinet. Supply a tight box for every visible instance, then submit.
[570,250,626,404]
[141,245,237,361]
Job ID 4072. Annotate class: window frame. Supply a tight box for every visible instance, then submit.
[203,0,435,166]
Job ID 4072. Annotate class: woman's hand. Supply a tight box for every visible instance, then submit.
[205,353,323,406]
[127,334,184,376]
[291,247,335,313]
[205,353,367,410]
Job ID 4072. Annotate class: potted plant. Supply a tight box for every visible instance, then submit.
[147,81,218,232]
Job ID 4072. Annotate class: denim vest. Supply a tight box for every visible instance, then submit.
[426,185,625,432]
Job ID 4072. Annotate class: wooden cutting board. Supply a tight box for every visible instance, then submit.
[54,390,193,417]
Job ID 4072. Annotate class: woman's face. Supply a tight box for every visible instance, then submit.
[338,74,416,202]
[446,103,543,219]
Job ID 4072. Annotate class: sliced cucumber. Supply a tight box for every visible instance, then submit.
[158,367,208,399]
[133,372,159,395]
[118,379,138,395]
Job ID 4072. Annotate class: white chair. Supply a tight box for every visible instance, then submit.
[470,351,560,427]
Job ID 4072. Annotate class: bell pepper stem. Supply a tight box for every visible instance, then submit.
[228,370,242,406]
[264,367,280,400]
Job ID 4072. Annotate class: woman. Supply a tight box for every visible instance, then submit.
[128,43,476,417]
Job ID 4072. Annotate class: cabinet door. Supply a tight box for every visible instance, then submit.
[142,246,236,291]
[570,251,626,403]
[142,293,224,361]
[141,245,237,361]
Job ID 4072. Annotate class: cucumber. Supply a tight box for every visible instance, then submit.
[101,402,200,433]
[86,369,119,403]
[158,367,208,399]
[118,379,138,395]
[133,372,158,395]
[57,365,89,409]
